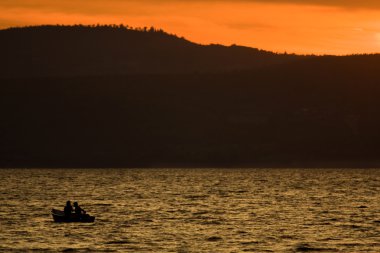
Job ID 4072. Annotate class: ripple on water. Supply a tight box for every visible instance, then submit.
[62,248,78,252]
[105,240,132,245]
[294,243,338,252]
[206,236,223,242]
[240,241,259,246]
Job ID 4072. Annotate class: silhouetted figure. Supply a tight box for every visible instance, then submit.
[64,201,73,217]
[73,202,86,217]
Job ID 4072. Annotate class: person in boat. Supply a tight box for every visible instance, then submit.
[73,202,86,217]
[64,201,73,217]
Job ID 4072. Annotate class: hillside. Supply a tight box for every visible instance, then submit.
[1,25,380,168]
[0,25,301,78]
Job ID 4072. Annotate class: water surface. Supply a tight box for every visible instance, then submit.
[1,168,380,252]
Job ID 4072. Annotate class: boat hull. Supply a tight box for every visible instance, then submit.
[51,209,95,223]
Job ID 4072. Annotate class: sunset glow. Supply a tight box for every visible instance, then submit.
[1,0,380,54]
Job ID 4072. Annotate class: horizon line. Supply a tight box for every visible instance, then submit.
[3,24,380,57]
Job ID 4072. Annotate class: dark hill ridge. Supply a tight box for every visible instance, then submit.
[0,25,302,78]
[1,25,380,168]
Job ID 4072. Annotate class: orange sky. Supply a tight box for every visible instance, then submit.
[1,0,380,55]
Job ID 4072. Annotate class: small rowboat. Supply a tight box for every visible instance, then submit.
[51,209,95,223]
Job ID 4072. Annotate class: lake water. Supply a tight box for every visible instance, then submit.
[0,168,380,252]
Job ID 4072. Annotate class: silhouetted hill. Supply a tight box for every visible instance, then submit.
[1,25,380,168]
[0,25,301,78]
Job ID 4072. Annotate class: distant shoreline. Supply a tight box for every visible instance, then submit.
[1,26,380,169]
